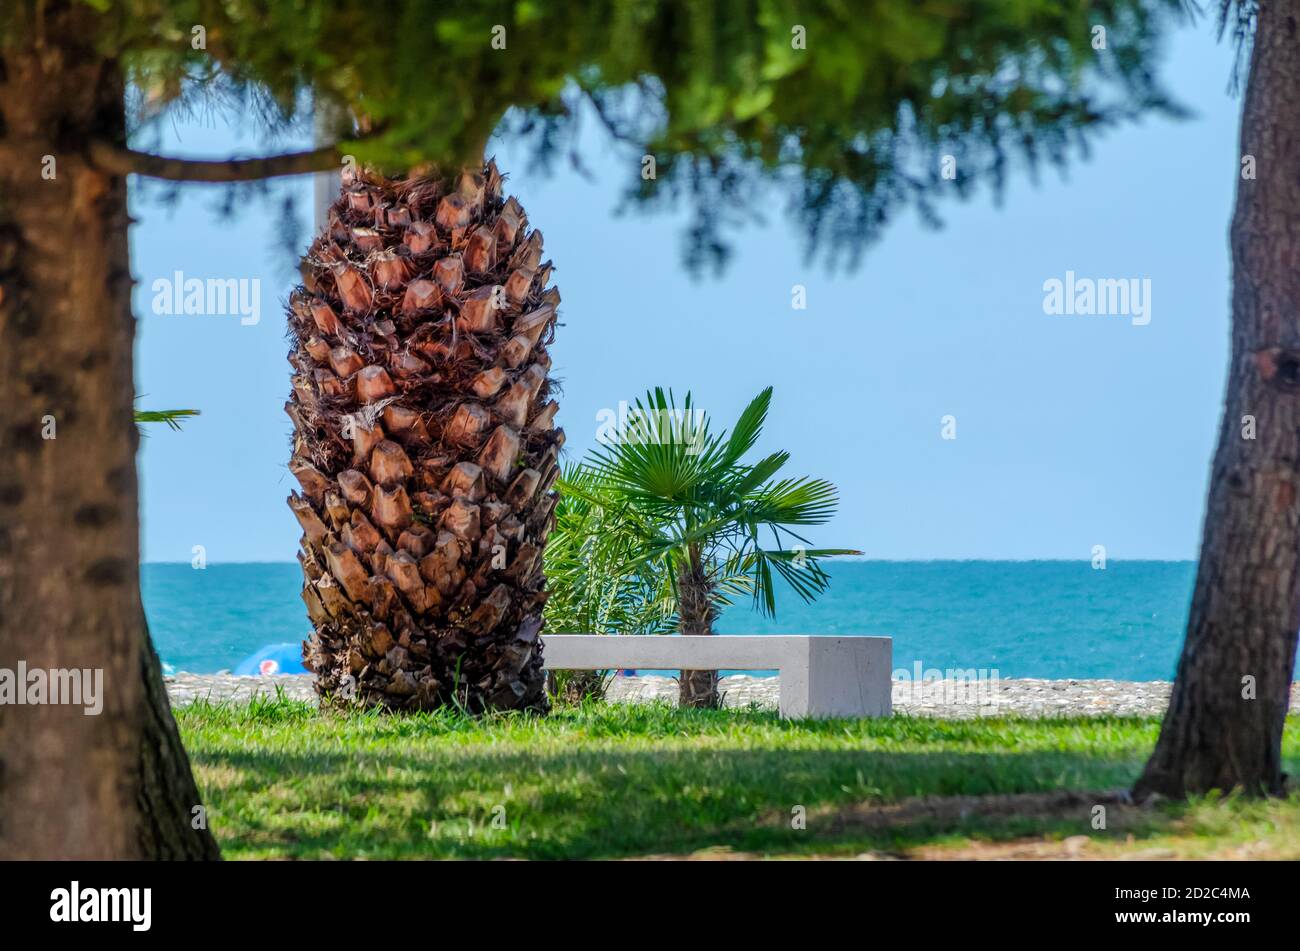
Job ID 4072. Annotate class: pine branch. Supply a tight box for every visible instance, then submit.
[86,141,346,182]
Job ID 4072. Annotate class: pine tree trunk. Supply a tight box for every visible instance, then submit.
[677,549,719,708]
[1134,2,1300,800]
[136,624,222,859]
[0,5,219,858]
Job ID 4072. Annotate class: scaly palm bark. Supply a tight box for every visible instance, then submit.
[287,161,562,713]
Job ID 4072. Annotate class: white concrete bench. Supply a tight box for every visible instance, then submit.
[541,635,892,718]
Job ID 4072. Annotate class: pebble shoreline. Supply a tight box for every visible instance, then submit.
[165,672,1300,718]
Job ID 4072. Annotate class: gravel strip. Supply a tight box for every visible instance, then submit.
[166,672,1300,718]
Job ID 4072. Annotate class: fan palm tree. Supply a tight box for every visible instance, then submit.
[566,386,858,708]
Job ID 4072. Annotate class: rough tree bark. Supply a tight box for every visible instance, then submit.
[678,546,720,708]
[135,624,221,859]
[0,3,218,858]
[1135,2,1300,799]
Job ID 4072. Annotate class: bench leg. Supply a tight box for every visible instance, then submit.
[779,637,892,718]
[777,650,811,718]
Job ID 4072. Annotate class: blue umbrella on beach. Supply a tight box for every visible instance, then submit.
[235,643,307,676]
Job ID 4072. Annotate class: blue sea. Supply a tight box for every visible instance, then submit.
[143,560,1203,680]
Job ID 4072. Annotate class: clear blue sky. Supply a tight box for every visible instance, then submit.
[134,21,1239,563]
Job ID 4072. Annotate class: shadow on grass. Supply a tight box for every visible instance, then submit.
[191,743,1156,859]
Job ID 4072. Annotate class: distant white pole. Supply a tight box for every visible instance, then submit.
[313,97,342,235]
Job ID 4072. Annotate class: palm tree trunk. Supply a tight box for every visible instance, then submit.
[0,5,218,858]
[291,163,559,713]
[1134,1,1300,799]
[677,549,719,708]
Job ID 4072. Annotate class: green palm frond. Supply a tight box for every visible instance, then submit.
[718,386,772,468]
[744,476,841,526]
[133,407,200,431]
[724,449,789,501]
[590,403,710,502]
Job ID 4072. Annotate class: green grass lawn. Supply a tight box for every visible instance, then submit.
[178,697,1300,860]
